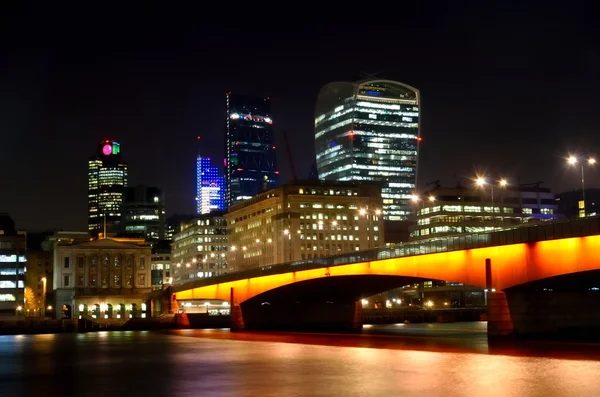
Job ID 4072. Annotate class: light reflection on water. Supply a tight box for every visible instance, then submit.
[0,327,598,397]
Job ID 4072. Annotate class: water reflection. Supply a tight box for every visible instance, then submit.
[0,327,599,397]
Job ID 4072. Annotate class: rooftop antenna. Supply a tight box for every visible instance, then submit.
[359,70,383,80]
[103,212,107,239]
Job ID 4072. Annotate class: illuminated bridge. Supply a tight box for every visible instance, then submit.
[174,217,600,338]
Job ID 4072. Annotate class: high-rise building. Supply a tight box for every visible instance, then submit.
[196,157,225,214]
[88,140,128,236]
[224,93,279,207]
[121,185,166,244]
[314,79,420,221]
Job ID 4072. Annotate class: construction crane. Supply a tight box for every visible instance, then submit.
[281,129,298,182]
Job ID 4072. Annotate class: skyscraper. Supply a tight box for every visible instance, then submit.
[88,140,128,235]
[224,93,279,207]
[196,156,224,214]
[314,79,420,221]
[121,185,166,244]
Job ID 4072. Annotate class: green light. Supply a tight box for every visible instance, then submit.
[112,142,120,155]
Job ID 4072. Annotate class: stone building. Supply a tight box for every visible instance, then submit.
[226,181,384,272]
[53,237,152,319]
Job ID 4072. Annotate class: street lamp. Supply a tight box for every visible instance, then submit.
[475,176,508,209]
[567,155,596,217]
[475,176,509,226]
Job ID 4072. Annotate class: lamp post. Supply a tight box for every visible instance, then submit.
[282,229,299,262]
[567,155,596,217]
[41,277,47,317]
[358,208,382,249]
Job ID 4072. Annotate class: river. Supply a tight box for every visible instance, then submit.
[1,323,600,396]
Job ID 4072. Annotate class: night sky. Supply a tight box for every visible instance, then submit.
[1,4,599,231]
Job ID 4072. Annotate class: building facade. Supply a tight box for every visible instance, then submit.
[88,140,128,236]
[121,185,166,244]
[53,237,152,319]
[226,181,385,272]
[196,156,225,214]
[151,240,172,290]
[0,214,26,316]
[224,93,279,207]
[171,212,228,285]
[409,185,560,240]
[314,79,420,221]
[555,188,600,219]
[25,248,52,317]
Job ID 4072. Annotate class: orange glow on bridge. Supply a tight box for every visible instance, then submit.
[175,235,600,304]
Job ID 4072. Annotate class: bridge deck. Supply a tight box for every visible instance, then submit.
[174,216,600,293]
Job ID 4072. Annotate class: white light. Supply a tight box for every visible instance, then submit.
[230,113,240,120]
[264,117,272,124]
[222,302,229,307]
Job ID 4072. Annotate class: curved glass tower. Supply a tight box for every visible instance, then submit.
[314,80,420,221]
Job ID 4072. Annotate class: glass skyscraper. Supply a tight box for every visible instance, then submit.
[88,140,128,235]
[196,156,225,214]
[314,79,420,221]
[224,93,279,207]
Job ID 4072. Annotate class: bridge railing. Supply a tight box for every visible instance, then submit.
[173,216,600,292]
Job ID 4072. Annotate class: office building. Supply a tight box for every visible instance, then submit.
[226,181,384,272]
[121,185,166,244]
[555,188,600,219]
[88,140,128,236]
[53,233,152,319]
[224,93,279,207]
[0,214,26,316]
[314,79,420,221]
[151,240,172,290]
[196,156,225,214]
[409,184,560,241]
[171,212,228,285]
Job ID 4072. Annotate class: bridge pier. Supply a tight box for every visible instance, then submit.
[487,291,514,338]
[230,288,245,331]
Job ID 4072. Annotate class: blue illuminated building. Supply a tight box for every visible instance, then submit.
[196,157,225,214]
[224,93,279,207]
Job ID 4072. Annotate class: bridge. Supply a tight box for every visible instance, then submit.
[174,217,600,338]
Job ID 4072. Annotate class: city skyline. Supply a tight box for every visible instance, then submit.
[2,7,600,231]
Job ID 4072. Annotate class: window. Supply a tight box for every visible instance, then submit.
[77,257,84,268]
[77,275,84,287]
[139,258,146,270]
[138,274,146,287]
[64,257,70,268]
[0,294,16,301]
[63,275,70,287]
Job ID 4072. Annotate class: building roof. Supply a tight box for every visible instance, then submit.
[59,238,149,250]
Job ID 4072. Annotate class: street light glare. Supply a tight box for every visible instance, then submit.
[410,194,420,202]
[499,179,508,187]
[428,195,436,202]
[567,156,578,165]
[475,177,486,186]
[588,158,597,165]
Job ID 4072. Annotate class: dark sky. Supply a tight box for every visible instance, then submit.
[2,4,600,231]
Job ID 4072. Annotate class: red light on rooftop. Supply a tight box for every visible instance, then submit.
[237,168,243,171]
[417,137,423,141]
[274,171,280,174]
[348,131,354,137]
[272,146,276,149]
